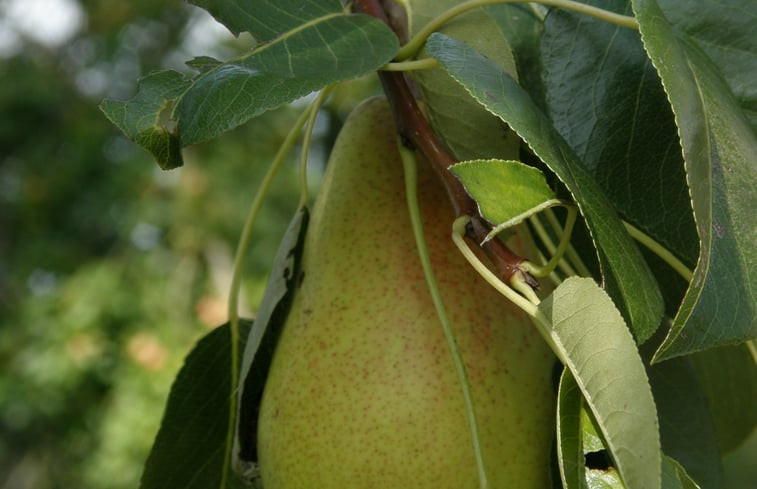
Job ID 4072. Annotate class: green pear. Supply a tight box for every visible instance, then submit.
[257,97,556,488]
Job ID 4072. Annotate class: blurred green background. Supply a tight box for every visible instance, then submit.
[0,1,753,488]
[0,1,375,487]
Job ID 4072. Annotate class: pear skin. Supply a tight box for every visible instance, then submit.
[257,97,556,488]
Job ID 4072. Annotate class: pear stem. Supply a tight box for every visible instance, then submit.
[399,142,489,489]
[222,106,312,489]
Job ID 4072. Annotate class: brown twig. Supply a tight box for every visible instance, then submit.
[353,0,533,284]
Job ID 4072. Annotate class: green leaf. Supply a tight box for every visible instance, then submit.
[189,0,343,39]
[99,70,191,170]
[140,320,253,489]
[450,159,561,239]
[557,369,588,489]
[428,33,664,342]
[538,277,661,489]
[413,6,520,161]
[234,207,308,483]
[656,0,757,132]
[648,357,723,487]
[688,343,757,454]
[662,456,702,489]
[485,3,548,111]
[176,15,398,145]
[586,468,624,489]
[541,0,698,266]
[581,405,605,454]
[633,0,757,360]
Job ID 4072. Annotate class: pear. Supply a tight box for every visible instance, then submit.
[257,97,556,488]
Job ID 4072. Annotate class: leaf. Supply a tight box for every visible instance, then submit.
[656,0,757,132]
[176,15,398,145]
[538,277,661,489]
[140,320,253,489]
[557,368,588,489]
[189,0,343,40]
[102,12,398,158]
[99,70,191,170]
[412,6,520,161]
[662,456,702,489]
[234,207,308,482]
[688,343,757,454]
[450,159,562,239]
[427,33,664,342]
[485,3,547,111]
[586,468,624,489]
[540,0,698,266]
[633,0,757,360]
[648,356,723,487]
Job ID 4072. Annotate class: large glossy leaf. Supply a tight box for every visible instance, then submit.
[190,0,343,39]
[541,0,697,266]
[99,70,191,170]
[234,207,308,483]
[450,159,561,239]
[538,277,661,489]
[656,0,757,132]
[140,320,252,489]
[427,33,664,342]
[412,5,520,161]
[633,0,757,360]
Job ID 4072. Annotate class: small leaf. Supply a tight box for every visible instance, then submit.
[633,0,757,360]
[428,33,664,342]
[450,159,561,239]
[140,320,253,489]
[234,207,308,482]
[557,368,588,489]
[99,70,191,170]
[538,277,661,489]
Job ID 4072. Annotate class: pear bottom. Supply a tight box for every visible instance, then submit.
[257,98,556,488]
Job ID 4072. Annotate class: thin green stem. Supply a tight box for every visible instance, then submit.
[544,208,592,277]
[452,216,539,317]
[529,214,578,278]
[521,205,577,278]
[299,85,335,208]
[399,144,488,489]
[220,106,311,489]
[380,58,440,71]
[396,0,638,60]
[623,221,693,281]
[452,216,567,365]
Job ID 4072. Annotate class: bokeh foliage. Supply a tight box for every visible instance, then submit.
[0,1,368,487]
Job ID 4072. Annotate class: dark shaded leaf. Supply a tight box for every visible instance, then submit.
[139,320,253,489]
[648,357,723,487]
[557,369,588,489]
